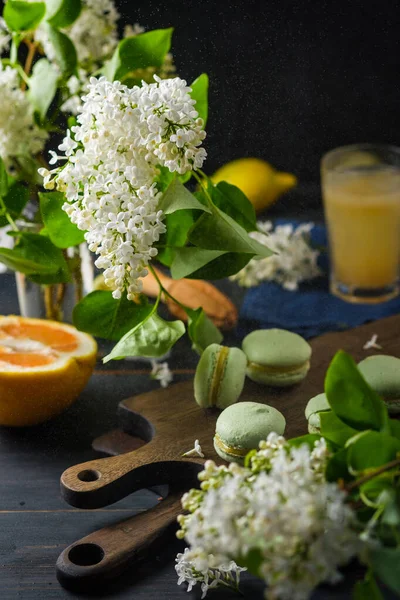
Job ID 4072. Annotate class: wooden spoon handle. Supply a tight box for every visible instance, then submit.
[56,490,183,592]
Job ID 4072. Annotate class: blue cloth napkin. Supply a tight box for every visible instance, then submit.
[239,221,400,339]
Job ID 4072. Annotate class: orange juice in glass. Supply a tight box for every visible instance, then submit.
[321,144,400,303]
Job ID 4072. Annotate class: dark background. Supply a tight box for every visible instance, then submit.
[116,0,400,185]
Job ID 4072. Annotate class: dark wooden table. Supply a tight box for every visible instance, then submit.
[0,272,395,600]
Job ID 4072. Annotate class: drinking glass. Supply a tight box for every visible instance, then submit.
[321,143,400,303]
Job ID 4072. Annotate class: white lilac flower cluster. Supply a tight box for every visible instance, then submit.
[175,547,246,599]
[35,0,175,115]
[150,360,173,388]
[0,1,175,116]
[29,0,119,66]
[60,50,176,116]
[0,65,48,170]
[230,221,321,291]
[176,434,361,600]
[39,75,206,299]
[61,0,120,63]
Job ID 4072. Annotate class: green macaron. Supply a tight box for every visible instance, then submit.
[305,393,330,433]
[194,344,247,410]
[213,401,286,464]
[242,328,312,387]
[358,355,400,414]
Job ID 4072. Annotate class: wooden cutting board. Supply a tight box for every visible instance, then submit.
[94,312,400,462]
[56,314,400,591]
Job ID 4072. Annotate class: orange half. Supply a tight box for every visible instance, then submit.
[0,316,97,426]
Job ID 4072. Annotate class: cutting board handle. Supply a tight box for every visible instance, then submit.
[61,447,203,509]
[56,490,183,592]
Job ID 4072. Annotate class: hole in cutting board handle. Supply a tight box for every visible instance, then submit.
[77,469,101,482]
[68,543,105,566]
[117,407,156,443]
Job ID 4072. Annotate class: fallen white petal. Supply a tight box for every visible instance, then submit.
[363,334,382,350]
[182,439,205,458]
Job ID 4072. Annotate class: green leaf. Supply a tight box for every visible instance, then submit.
[155,168,193,194]
[186,307,223,354]
[325,351,390,432]
[0,233,64,275]
[44,24,77,76]
[185,252,253,280]
[73,291,152,341]
[360,474,394,507]
[325,447,352,482]
[345,430,372,448]
[14,154,43,185]
[20,232,70,284]
[320,410,358,446]
[353,570,383,600]
[4,1,46,31]
[0,246,52,274]
[189,203,272,256]
[104,312,185,361]
[190,73,208,126]
[243,548,263,578]
[171,247,251,280]
[0,182,28,228]
[39,191,85,248]
[28,262,70,284]
[209,181,256,232]
[45,0,81,28]
[380,489,400,526]
[27,59,59,120]
[287,434,322,450]
[104,28,173,82]
[158,178,211,215]
[0,156,8,197]
[390,419,400,439]
[370,547,400,594]
[67,115,77,129]
[155,165,176,193]
[179,172,192,185]
[156,209,196,267]
[171,247,225,279]
[348,431,400,472]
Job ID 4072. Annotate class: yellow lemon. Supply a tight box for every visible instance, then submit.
[0,316,97,426]
[93,274,109,291]
[212,158,297,212]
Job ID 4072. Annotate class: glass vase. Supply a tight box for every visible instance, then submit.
[15,243,94,323]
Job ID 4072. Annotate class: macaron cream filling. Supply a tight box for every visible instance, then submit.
[247,360,310,375]
[208,346,229,406]
[214,432,249,457]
